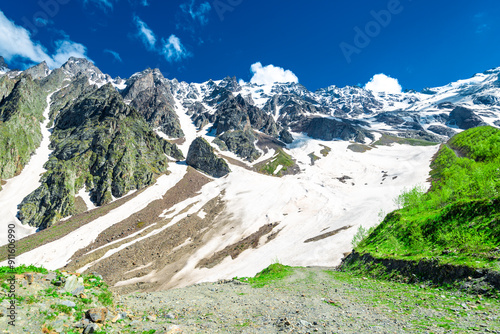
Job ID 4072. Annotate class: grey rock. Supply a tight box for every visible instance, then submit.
[83,323,100,334]
[23,62,50,80]
[428,125,457,137]
[63,276,85,296]
[279,128,294,144]
[124,69,184,138]
[214,94,278,137]
[0,56,8,71]
[186,137,230,178]
[214,129,261,162]
[59,300,76,308]
[86,307,108,323]
[448,106,487,130]
[294,117,373,143]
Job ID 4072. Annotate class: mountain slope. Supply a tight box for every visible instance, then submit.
[0,75,47,185]
[17,83,183,230]
[352,126,500,272]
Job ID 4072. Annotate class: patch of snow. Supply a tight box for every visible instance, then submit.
[197,210,207,219]
[165,137,439,288]
[77,188,96,211]
[8,163,188,269]
[174,97,199,157]
[273,165,283,175]
[0,91,58,246]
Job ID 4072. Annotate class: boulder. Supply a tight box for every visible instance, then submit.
[63,275,85,296]
[448,107,487,130]
[86,307,108,323]
[186,138,230,178]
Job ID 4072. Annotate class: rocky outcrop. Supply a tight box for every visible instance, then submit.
[0,56,7,71]
[473,94,499,106]
[123,69,184,138]
[214,94,278,137]
[18,83,181,229]
[0,76,46,182]
[279,128,294,144]
[23,62,50,80]
[428,125,457,137]
[293,117,373,143]
[186,137,230,178]
[218,76,241,92]
[48,74,97,123]
[448,106,487,130]
[213,129,261,162]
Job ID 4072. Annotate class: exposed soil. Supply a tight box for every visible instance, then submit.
[304,225,353,244]
[196,222,281,269]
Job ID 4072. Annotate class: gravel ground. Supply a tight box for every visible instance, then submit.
[117,267,500,334]
[2,267,500,333]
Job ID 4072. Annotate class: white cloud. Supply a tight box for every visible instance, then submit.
[162,35,190,62]
[249,62,299,86]
[132,15,191,63]
[0,10,88,69]
[364,73,402,94]
[180,0,212,26]
[104,49,123,62]
[133,15,156,50]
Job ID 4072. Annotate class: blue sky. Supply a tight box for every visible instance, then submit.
[1,0,500,91]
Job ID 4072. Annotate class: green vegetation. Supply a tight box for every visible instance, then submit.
[374,133,438,147]
[17,84,182,230]
[319,144,331,157]
[236,263,294,288]
[258,148,295,176]
[0,75,47,186]
[355,126,500,270]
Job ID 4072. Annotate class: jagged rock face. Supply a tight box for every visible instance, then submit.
[0,76,46,181]
[218,76,241,92]
[473,94,500,106]
[214,94,278,136]
[376,112,424,131]
[428,125,457,137]
[448,107,486,130]
[61,57,107,81]
[24,62,50,80]
[204,85,233,107]
[0,56,7,70]
[186,137,230,178]
[48,74,97,122]
[294,117,373,143]
[279,129,294,144]
[56,83,130,130]
[130,86,184,138]
[123,69,184,138]
[214,129,261,162]
[18,83,182,229]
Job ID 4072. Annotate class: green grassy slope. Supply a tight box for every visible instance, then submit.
[0,76,47,185]
[355,126,500,271]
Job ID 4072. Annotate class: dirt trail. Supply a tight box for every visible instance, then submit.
[115,267,500,333]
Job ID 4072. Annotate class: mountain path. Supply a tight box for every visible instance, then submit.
[115,267,500,333]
